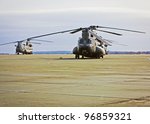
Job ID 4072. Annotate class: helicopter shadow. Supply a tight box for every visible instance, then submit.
[56,57,100,61]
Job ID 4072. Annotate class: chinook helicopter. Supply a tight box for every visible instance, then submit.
[26,25,145,59]
[0,39,52,54]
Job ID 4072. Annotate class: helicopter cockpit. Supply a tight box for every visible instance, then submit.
[78,38,91,45]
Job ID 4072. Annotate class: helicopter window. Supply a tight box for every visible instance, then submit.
[29,44,32,47]
[87,40,91,44]
[79,39,91,44]
[79,40,84,44]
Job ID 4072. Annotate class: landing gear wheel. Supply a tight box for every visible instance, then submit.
[75,54,79,59]
[96,54,100,59]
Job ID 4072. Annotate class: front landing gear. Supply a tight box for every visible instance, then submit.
[75,54,85,59]
[75,54,80,59]
[96,54,104,59]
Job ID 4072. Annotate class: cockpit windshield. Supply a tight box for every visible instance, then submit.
[79,39,91,44]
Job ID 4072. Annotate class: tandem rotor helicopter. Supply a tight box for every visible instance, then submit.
[0,25,145,58]
[27,25,145,58]
[0,39,53,54]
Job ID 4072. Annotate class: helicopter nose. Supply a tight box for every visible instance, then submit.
[79,44,89,49]
[79,45,92,54]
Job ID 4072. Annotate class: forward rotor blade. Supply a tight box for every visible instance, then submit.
[31,39,53,43]
[0,41,23,46]
[97,26,145,33]
[96,29,122,36]
[0,42,16,46]
[70,28,82,34]
[28,28,80,40]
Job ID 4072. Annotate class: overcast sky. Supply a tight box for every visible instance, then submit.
[0,0,150,53]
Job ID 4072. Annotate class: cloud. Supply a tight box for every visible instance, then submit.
[0,0,150,53]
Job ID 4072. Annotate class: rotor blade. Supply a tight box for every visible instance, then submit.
[97,26,145,33]
[102,39,112,46]
[96,29,122,36]
[30,42,41,45]
[89,30,112,46]
[30,39,53,43]
[103,39,128,46]
[70,28,82,34]
[113,43,128,46]
[28,28,80,40]
[0,41,23,46]
[103,39,113,43]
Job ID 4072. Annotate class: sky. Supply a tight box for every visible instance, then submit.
[0,0,150,53]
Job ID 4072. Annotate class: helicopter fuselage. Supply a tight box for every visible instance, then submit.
[16,41,33,54]
[73,38,106,59]
[73,29,107,59]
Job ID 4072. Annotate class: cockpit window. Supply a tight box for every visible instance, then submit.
[79,39,91,44]
[79,40,84,44]
[87,39,91,44]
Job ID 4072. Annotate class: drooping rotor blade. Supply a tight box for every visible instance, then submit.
[30,42,41,45]
[97,26,145,34]
[113,42,128,46]
[96,29,122,36]
[0,40,24,46]
[89,30,112,46]
[0,41,17,46]
[28,28,80,40]
[30,39,53,43]
[103,39,128,46]
[102,40,112,46]
[70,28,83,34]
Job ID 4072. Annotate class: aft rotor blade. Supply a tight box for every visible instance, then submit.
[97,26,145,33]
[96,29,122,36]
[29,28,80,40]
[30,42,41,45]
[89,30,112,46]
[103,39,128,46]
